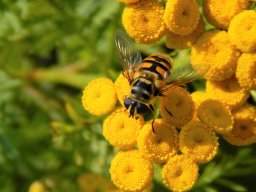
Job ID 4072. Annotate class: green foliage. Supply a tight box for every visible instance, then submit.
[0,0,255,192]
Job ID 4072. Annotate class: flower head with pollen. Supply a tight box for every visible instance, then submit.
[206,76,249,110]
[203,0,250,29]
[191,91,209,119]
[103,108,144,149]
[162,154,199,192]
[179,121,219,163]
[165,17,205,49]
[191,30,241,81]
[122,0,165,44]
[160,87,194,128]
[137,119,179,164]
[222,104,256,146]
[228,10,256,53]
[164,0,200,35]
[114,73,131,105]
[198,99,234,134]
[236,52,256,90]
[82,78,117,116]
[110,150,153,191]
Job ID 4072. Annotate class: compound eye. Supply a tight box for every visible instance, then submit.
[124,98,132,109]
[137,103,149,114]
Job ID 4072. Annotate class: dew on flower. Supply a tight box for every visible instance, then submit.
[82,77,117,115]
[122,0,166,43]
[137,119,179,164]
[109,150,153,191]
[179,120,219,163]
[162,154,199,192]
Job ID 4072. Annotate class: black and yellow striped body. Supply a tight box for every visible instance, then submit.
[125,54,172,116]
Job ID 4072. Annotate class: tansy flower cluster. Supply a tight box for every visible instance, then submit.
[81,0,256,191]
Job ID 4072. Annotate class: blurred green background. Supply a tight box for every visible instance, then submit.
[0,0,255,192]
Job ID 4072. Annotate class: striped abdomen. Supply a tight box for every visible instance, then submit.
[139,54,173,81]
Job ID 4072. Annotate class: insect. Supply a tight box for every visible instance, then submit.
[115,30,200,131]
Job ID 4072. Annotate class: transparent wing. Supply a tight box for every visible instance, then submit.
[115,30,142,84]
[159,62,201,95]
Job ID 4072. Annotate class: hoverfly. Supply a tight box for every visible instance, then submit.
[115,30,200,130]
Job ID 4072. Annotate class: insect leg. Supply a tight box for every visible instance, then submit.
[149,104,156,133]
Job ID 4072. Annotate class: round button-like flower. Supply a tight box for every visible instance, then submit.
[236,52,256,90]
[191,30,241,81]
[137,119,178,164]
[122,0,166,43]
[206,76,249,110]
[203,0,250,29]
[198,99,234,134]
[82,78,117,115]
[103,108,144,149]
[114,73,131,105]
[160,87,194,128]
[164,0,200,35]
[179,120,219,163]
[109,150,153,191]
[222,104,256,146]
[162,154,199,192]
[228,10,256,52]
[165,18,205,49]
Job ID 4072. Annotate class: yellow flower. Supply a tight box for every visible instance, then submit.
[228,10,256,52]
[191,91,209,109]
[164,0,200,35]
[160,87,194,128]
[222,103,256,146]
[165,17,205,49]
[206,76,249,110]
[118,0,140,4]
[122,0,165,44]
[198,99,234,134]
[109,150,153,191]
[179,120,219,163]
[103,108,144,149]
[203,0,250,29]
[191,30,241,81]
[82,78,117,116]
[162,154,199,192]
[190,91,209,119]
[236,52,256,90]
[137,119,179,164]
[29,181,48,192]
[114,73,131,106]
